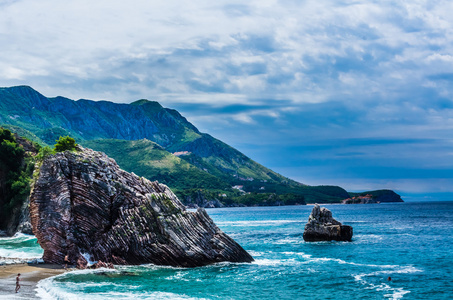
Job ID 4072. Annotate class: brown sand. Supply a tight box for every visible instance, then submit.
[0,264,66,299]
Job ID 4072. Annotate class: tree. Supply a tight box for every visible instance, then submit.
[0,128,33,229]
[54,136,78,152]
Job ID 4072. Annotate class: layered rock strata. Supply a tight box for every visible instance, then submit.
[30,147,253,268]
[303,204,353,242]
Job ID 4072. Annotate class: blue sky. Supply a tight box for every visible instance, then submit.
[1,0,452,200]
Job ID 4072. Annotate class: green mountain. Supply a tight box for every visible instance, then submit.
[0,85,351,204]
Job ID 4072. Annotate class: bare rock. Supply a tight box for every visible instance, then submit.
[16,221,33,235]
[303,204,353,242]
[30,147,253,268]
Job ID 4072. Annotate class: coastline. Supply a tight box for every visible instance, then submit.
[0,263,66,299]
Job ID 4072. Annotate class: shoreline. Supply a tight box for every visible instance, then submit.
[0,263,66,299]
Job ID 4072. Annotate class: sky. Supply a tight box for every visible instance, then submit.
[1,0,453,200]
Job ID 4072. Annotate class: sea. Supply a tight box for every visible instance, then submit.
[1,201,452,299]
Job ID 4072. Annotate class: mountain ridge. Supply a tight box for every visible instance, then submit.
[0,85,297,184]
[0,85,387,204]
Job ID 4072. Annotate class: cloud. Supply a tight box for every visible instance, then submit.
[1,0,453,194]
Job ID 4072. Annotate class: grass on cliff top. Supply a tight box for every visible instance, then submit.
[82,139,229,190]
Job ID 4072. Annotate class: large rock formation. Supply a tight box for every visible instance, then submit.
[303,204,353,242]
[30,147,253,268]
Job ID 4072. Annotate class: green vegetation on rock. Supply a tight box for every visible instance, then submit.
[54,136,78,152]
[0,128,34,230]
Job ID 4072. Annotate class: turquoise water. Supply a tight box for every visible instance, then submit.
[0,233,43,264]
[3,202,453,299]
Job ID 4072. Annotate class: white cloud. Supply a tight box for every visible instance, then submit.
[1,0,453,194]
[2,0,452,106]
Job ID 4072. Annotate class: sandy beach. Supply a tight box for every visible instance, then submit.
[0,263,66,299]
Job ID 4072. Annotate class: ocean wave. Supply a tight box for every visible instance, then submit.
[0,232,38,242]
[355,234,384,240]
[384,288,411,300]
[247,250,264,257]
[37,275,79,300]
[354,266,423,282]
[252,258,288,266]
[0,248,42,259]
[0,232,43,262]
[0,249,43,264]
[280,251,412,270]
[344,220,368,223]
[37,272,208,300]
[252,257,304,267]
[216,220,301,227]
[0,257,37,265]
[354,266,423,299]
[139,263,186,270]
[273,237,304,245]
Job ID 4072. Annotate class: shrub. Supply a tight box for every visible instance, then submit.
[54,136,78,152]
[36,146,54,161]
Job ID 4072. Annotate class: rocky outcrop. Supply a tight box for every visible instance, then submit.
[303,204,353,242]
[30,147,253,268]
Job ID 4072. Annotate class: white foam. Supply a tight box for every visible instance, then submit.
[216,220,300,227]
[0,248,42,258]
[252,257,301,267]
[247,250,264,257]
[81,252,98,266]
[354,266,423,282]
[36,269,130,300]
[385,288,411,300]
[252,258,283,266]
[354,266,422,299]
[273,237,304,245]
[0,251,43,265]
[63,267,119,276]
[0,233,43,263]
[140,263,185,270]
[37,273,209,300]
[0,232,37,242]
[37,275,78,300]
[281,251,401,269]
[355,234,384,242]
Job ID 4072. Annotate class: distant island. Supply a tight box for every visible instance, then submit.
[343,190,403,204]
[0,86,402,224]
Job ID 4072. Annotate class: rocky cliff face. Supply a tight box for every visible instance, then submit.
[303,204,353,242]
[30,147,253,268]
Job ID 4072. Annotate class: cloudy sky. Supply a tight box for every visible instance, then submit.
[1,0,453,200]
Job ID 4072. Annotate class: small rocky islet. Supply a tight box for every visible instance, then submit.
[30,146,253,268]
[303,204,353,242]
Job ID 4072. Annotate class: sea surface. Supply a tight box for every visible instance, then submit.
[1,202,453,299]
